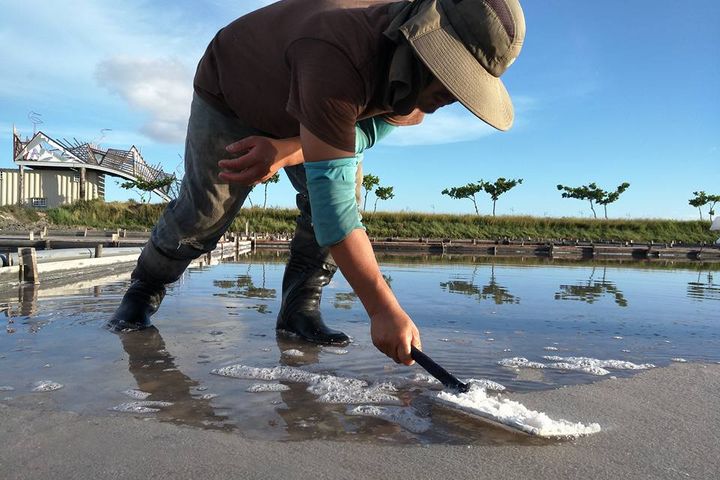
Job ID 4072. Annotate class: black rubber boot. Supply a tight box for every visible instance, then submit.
[106,279,166,332]
[276,224,350,346]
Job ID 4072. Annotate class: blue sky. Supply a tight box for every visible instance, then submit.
[1,0,718,219]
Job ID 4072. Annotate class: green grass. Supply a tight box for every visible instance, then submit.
[6,200,715,244]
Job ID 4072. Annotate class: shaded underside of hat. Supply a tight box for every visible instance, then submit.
[405,0,526,131]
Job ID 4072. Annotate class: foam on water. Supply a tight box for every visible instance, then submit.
[110,400,173,414]
[321,347,349,355]
[212,364,399,405]
[433,385,601,438]
[246,383,291,393]
[347,405,431,434]
[32,381,63,392]
[498,357,546,369]
[542,356,655,372]
[282,349,304,357]
[122,389,151,399]
[501,356,655,376]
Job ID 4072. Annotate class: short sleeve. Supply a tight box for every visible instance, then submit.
[383,109,425,127]
[286,39,367,152]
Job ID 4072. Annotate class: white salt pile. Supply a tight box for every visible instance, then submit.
[212,365,400,405]
[433,385,601,438]
[122,389,151,400]
[110,400,173,414]
[499,356,655,376]
[32,381,63,392]
[347,405,431,434]
[246,383,291,393]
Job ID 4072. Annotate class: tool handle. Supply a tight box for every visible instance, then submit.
[411,346,468,393]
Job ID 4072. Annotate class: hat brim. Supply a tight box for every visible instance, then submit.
[408,25,514,131]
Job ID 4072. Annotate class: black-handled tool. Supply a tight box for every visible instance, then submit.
[411,346,469,393]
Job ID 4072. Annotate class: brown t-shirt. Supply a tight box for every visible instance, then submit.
[193,0,424,152]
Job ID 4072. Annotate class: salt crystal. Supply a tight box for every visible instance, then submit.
[347,405,431,433]
[282,349,304,357]
[32,381,63,392]
[122,389,151,400]
[246,383,291,393]
[110,400,173,413]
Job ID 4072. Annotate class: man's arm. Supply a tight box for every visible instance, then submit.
[300,124,421,365]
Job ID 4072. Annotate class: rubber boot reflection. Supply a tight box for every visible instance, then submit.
[273,335,348,439]
[119,327,234,431]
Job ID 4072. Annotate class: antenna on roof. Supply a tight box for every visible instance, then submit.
[28,111,43,135]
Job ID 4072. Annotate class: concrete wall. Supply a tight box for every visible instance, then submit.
[0,168,104,207]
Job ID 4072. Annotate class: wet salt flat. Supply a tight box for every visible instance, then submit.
[0,254,718,444]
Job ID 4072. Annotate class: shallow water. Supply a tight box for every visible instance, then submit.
[1,253,718,444]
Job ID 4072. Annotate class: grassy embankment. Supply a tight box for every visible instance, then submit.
[1,200,716,244]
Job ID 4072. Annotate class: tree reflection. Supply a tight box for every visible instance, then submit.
[687,271,720,301]
[440,264,519,305]
[333,292,358,310]
[213,262,276,313]
[555,267,628,307]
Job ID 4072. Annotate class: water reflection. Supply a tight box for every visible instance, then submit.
[440,264,520,305]
[118,328,234,431]
[333,292,358,310]
[555,266,628,307]
[213,262,276,313]
[687,271,720,301]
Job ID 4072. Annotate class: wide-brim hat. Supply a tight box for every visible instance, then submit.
[400,0,525,131]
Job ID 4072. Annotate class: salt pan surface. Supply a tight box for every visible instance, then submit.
[347,405,431,433]
[433,385,601,438]
[110,400,173,414]
[32,381,63,392]
[246,383,291,393]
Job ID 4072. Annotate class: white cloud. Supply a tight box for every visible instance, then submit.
[384,104,497,146]
[95,56,193,143]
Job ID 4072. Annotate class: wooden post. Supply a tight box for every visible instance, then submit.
[41,226,47,239]
[19,247,39,284]
[95,244,104,258]
[28,231,34,241]
[17,164,24,206]
[79,167,87,200]
[245,220,249,239]
[234,234,240,255]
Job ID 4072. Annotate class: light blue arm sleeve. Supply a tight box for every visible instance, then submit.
[304,157,365,247]
[354,118,397,154]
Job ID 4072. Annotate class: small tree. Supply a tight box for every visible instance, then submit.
[373,185,395,213]
[689,191,709,221]
[478,177,523,216]
[557,182,605,219]
[362,174,380,211]
[120,175,176,203]
[708,195,720,221]
[261,173,280,209]
[442,182,483,215]
[596,182,630,219]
